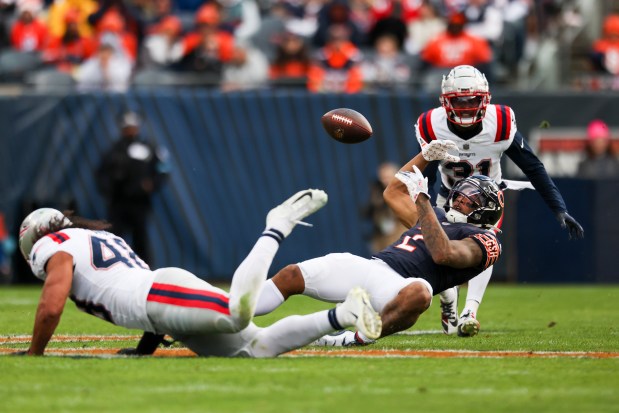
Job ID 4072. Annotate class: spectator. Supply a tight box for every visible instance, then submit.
[590,14,619,76]
[218,0,262,44]
[313,0,365,48]
[88,0,144,48]
[95,110,169,266]
[92,10,138,63]
[307,23,363,93]
[10,0,47,52]
[47,0,98,39]
[576,119,619,179]
[141,14,183,69]
[269,30,311,87]
[221,43,269,91]
[362,161,408,254]
[420,12,493,81]
[361,32,411,91]
[0,212,15,283]
[42,10,96,73]
[74,33,132,92]
[462,0,503,48]
[404,0,446,57]
[0,1,16,49]
[176,3,236,82]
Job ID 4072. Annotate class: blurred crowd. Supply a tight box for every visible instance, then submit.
[0,0,613,92]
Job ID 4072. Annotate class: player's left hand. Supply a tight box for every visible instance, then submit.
[555,211,584,240]
[421,140,460,162]
[396,166,429,203]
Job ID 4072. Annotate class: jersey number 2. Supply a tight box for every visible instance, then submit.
[395,234,424,252]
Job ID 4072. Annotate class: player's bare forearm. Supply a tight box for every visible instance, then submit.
[416,195,482,268]
[384,153,430,228]
[28,252,74,355]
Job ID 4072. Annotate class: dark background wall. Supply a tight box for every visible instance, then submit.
[1,90,617,283]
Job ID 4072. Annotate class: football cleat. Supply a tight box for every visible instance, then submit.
[440,286,459,335]
[457,309,480,337]
[265,189,328,238]
[336,287,382,340]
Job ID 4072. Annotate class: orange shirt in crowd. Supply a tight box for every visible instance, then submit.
[307,41,363,93]
[11,19,48,52]
[421,31,492,68]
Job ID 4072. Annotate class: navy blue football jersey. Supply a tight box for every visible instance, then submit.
[374,208,501,294]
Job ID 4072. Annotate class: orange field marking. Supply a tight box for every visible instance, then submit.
[2,335,619,359]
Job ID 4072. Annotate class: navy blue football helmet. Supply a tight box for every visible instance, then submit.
[445,175,504,229]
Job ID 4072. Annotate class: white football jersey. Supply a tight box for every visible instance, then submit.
[415,104,517,190]
[29,228,156,331]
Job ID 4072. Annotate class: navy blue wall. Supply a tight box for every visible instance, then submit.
[1,90,617,283]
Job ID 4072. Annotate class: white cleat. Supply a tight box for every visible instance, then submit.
[265,189,328,238]
[313,330,359,347]
[457,310,480,337]
[337,287,382,340]
[440,286,459,335]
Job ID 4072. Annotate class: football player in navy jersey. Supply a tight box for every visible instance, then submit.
[254,142,504,345]
[411,65,584,337]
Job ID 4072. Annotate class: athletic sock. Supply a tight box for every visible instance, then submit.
[254,279,285,316]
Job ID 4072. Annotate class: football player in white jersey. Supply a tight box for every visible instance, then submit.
[14,189,382,357]
[408,65,584,337]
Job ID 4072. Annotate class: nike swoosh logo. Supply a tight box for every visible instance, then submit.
[293,192,313,203]
[350,312,358,320]
[520,139,524,149]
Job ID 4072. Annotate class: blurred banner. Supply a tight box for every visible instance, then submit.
[1,90,617,283]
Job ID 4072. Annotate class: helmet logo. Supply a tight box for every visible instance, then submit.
[497,190,505,207]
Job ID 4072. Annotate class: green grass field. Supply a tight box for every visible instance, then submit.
[1,284,618,413]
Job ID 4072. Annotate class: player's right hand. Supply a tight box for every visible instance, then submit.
[421,140,460,162]
[396,166,429,203]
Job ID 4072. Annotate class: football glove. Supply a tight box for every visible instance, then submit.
[555,212,584,240]
[395,165,430,203]
[421,139,460,162]
[117,332,171,356]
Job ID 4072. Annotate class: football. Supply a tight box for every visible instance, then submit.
[321,108,373,144]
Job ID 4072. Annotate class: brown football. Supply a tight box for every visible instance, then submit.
[321,108,373,144]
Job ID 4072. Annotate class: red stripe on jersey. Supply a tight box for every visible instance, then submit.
[426,109,437,141]
[494,105,512,142]
[146,294,231,314]
[494,105,503,142]
[46,232,70,244]
[417,110,436,143]
[504,106,512,140]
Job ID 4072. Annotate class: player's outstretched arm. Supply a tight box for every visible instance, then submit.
[385,141,460,228]
[28,252,74,355]
[384,153,429,227]
[397,166,483,269]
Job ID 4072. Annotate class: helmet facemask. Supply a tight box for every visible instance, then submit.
[444,177,503,229]
[440,65,491,127]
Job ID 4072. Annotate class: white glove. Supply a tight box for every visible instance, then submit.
[395,165,430,203]
[421,139,460,162]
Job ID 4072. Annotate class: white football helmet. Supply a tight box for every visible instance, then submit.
[19,208,71,263]
[440,65,491,127]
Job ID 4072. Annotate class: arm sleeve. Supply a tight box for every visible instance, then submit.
[504,131,567,214]
[468,232,501,270]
